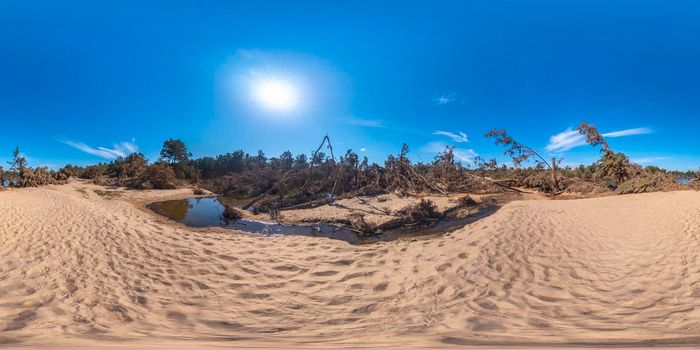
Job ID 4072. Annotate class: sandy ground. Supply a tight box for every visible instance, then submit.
[2,181,700,349]
[278,193,475,227]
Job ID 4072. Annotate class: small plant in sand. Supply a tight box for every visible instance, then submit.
[94,189,123,200]
[395,199,441,224]
[458,195,478,207]
[347,212,374,234]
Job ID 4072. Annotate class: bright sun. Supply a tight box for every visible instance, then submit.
[252,78,299,111]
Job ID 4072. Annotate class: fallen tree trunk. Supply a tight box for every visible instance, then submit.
[240,169,295,210]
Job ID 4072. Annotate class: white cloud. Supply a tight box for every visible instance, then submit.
[360,148,367,152]
[58,139,139,160]
[631,156,670,164]
[343,117,385,128]
[432,92,458,105]
[433,130,469,143]
[545,129,587,152]
[546,126,653,153]
[423,141,478,163]
[602,127,653,138]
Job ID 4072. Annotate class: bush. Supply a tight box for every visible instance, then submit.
[53,169,70,182]
[93,175,109,186]
[459,195,477,207]
[562,178,609,195]
[347,212,373,234]
[395,199,441,223]
[19,167,55,187]
[110,153,148,181]
[82,164,108,179]
[596,151,638,183]
[144,162,176,189]
[616,173,679,195]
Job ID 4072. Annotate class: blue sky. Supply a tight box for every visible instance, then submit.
[1,0,700,170]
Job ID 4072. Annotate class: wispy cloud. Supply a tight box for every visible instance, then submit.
[433,130,469,143]
[58,139,139,160]
[422,141,478,163]
[545,129,587,152]
[631,156,670,164]
[602,127,653,138]
[360,148,367,152]
[432,92,459,105]
[546,127,653,153]
[343,117,385,128]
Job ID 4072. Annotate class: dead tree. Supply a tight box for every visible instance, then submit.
[302,134,335,191]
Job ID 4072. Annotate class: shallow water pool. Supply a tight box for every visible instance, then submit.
[148,197,494,244]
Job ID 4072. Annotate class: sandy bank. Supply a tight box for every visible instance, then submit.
[2,181,700,349]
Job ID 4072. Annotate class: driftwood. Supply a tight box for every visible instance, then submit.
[461,172,525,193]
[277,197,335,211]
[357,196,391,215]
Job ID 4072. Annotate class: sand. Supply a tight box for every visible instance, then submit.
[278,193,474,227]
[2,180,700,349]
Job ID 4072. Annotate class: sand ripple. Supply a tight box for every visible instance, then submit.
[2,183,700,348]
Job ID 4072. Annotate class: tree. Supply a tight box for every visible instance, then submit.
[159,139,198,180]
[598,151,633,183]
[251,150,267,169]
[279,151,293,169]
[160,139,191,165]
[577,121,610,152]
[145,162,176,189]
[5,147,27,186]
[111,153,148,180]
[576,121,633,183]
[485,129,553,169]
[312,151,326,165]
[293,153,308,168]
[485,129,560,191]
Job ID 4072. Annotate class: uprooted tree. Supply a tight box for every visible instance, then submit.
[485,129,562,193]
[576,121,637,183]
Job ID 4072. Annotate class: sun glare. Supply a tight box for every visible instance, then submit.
[252,78,299,111]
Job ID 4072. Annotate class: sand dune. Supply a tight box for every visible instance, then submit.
[2,181,700,349]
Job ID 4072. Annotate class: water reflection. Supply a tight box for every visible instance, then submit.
[149,197,225,226]
[676,177,692,185]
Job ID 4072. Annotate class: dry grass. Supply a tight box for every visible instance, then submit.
[93,189,123,200]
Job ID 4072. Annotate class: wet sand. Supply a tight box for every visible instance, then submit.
[2,181,700,349]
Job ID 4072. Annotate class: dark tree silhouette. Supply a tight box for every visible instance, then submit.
[160,139,191,165]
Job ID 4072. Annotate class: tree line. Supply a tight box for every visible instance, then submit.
[2,122,697,206]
